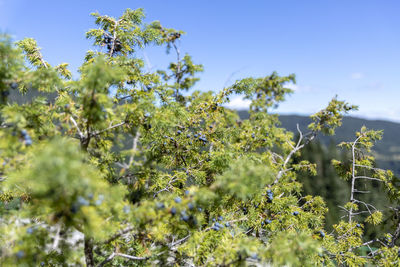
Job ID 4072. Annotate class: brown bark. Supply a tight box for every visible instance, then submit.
[84,236,95,267]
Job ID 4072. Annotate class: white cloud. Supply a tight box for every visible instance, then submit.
[223,83,315,110]
[351,72,365,80]
[286,83,313,92]
[286,83,299,91]
[355,109,400,123]
[224,96,251,110]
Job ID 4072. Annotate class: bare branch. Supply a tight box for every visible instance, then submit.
[153,176,178,198]
[91,121,126,137]
[169,235,190,248]
[101,226,135,245]
[270,152,283,164]
[98,252,115,267]
[51,223,62,251]
[172,39,182,100]
[353,189,371,194]
[70,116,84,139]
[338,205,349,212]
[355,176,383,182]
[354,164,385,172]
[116,162,128,169]
[128,130,141,167]
[390,218,400,247]
[274,124,309,184]
[353,199,377,214]
[114,252,148,260]
[349,134,363,223]
[223,68,246,88]
[98,250,148,266]
[109,20,119,57]
[116,94,133,102]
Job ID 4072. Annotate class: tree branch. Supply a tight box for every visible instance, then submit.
[153,175,178,198]
[84,236,95,267]
[101,226,135,245]
[90,121,126,137]
[172,40,182,100]
[354,176,383,182]
[109,20,119,57]
[169,234,190,248]
[51,223,62,251]
[274,124,311,184]
[98,251,149,266]
[98,252,115,267]
[128,130,140,167]
[70,116,84,139]
[390,216,400,247]
[354,164,385,172]
[349,134,363,223]
[114,252,148,260]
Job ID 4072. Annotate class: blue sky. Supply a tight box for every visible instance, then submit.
[1,0,399,122]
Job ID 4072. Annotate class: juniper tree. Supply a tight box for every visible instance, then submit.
[1,8,400,267]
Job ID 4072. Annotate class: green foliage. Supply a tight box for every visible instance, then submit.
[0,8,399,266]
[265,231,322,266]
[87,8,163,56]
[4,138,126,234]
[17,38,49,68]
[0,35,24,103]
[230,71,295,112]
[309,96,358,135]
[212,158,274,201]
[294,141,352,232]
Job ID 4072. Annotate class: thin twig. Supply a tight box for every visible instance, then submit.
[128,130,141,167]
[354,176,383,182]
[51,223,62,250]
[353,189,371,194]
[109,20,119,57]
[114,253,148,260]
[172,40,182,100]
[98,252,115,267]
[153,176,178,198]
[354,164,385,171]
[169,235,190,248]
[91,121,126,137]
[274,124,310,184]
[353,199,377,215]
[101,226,135,245]
[98,251,149,266]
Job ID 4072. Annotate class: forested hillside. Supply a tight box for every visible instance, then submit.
[280,115,400,175]
[238,111,400,175]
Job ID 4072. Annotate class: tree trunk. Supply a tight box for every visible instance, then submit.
[84,236,95,267]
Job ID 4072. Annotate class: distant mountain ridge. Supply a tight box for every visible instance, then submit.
[237,111,400,175]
